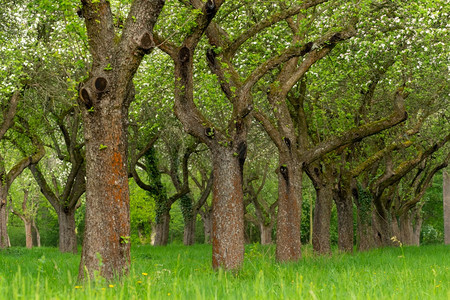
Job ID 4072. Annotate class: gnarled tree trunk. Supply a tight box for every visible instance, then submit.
[77,0,164,280]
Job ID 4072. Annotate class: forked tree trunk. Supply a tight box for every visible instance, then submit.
[58,209,78,253]
[334,190,354,252]
[276,154,302,262]
[183,216,196,246]
[312,185,333,254]
[211,149,245,270]
[153,210,170,246]
[77,0,164,281]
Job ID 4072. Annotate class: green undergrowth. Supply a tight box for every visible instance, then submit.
[0,244,448,299]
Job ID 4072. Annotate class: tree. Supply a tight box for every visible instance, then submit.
[76,0,165,280]
[444,170,450,245]
[29,105,85,253]
[0,97,45,248]
[244,165,277,245]
[10,188,40,248]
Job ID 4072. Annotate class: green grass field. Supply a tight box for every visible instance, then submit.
[0,244,448,299]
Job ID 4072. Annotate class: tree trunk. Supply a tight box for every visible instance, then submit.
[0,187,10,249]
[396,210,422,246]
[153,210,170,246]
[312,185,333,254]
[355,195,374,251]
[150,222,156,245]
[275,155,302,262]
[58,209,78,253]
[356,213,374,251]
[183,216,196,246]
[334,190,354,252]
[78,104,131,280]
[0,200,9,248]
[444,170,450,245]
[32,220,41,247]
[200,209,212,244]
[260,223,273,245]
[412,215,422,246]
[211,149,245,270]
[24,219,33,249]
[372,209,392,247]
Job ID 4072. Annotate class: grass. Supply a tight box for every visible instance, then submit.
[0,243,449,299]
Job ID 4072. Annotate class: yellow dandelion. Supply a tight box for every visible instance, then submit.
[102,288,106,291]
[168,293,171,296]
[137,281,142,284]
[142,272,148,276]
[109,284,114,288]
[75,286,82,289]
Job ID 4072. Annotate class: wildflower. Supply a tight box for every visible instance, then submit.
[142,273,148,276]
[102,288,106,291]
[390,236,403,247]
[137,281,142,284]
[168,293,171,296]
[75,286,82,289]
[109,284,114,288]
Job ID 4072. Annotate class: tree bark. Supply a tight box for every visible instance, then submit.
[211,149,245,269]
[153,210,170,246]
[183,216,196,246]
[200,207,212,244]
[32,220,41,247]
[24,220,33,249]
[260,223,273,245]
[275,153,302,262]
[0,196,8,248]
[372,208,392,247]
[444,170,450,245]
[312,184,333,254]
[77,0,164,280]
[78,102,131,279]
[334,188,354,252]
[356,207,374,251]
[58,209,77,253]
